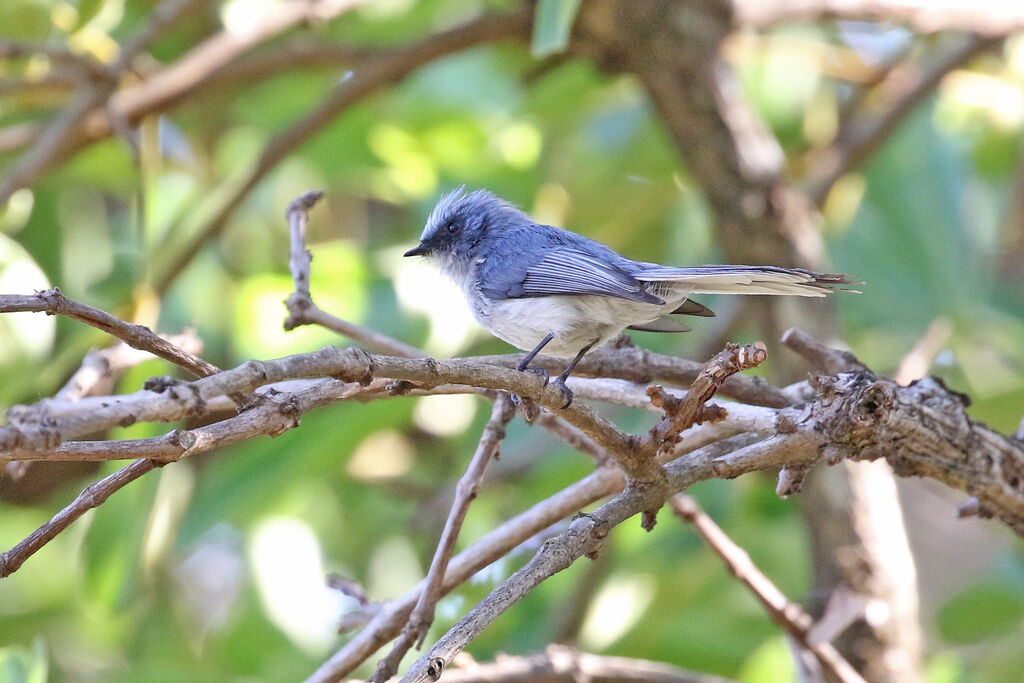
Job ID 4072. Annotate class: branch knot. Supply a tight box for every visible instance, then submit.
[338,346,375,385]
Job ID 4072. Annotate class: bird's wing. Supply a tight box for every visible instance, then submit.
[480,248,664,304]
[635,265,855,297]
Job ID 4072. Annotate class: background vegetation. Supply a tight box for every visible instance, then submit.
[1,0,1023,681]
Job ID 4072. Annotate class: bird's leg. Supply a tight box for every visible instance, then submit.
[516,331,555,375]
[512,332,555,406]
[551,341,595,409]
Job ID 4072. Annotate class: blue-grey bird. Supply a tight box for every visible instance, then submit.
[404,188,852,407]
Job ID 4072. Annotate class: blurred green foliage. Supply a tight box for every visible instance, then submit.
[2,1,1024,682]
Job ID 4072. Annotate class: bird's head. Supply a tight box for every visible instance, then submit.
[404,187,523,269]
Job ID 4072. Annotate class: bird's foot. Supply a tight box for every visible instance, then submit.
[510,367,549,407]
[551,377,574,409]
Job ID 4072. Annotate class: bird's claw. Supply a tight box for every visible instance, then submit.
[512,367,571,410]
[551,378,574,409]
[510,367,549,408]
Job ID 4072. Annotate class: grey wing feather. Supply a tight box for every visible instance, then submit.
[485,249,664,304]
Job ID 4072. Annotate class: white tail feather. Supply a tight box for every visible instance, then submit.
[635,266,848,297]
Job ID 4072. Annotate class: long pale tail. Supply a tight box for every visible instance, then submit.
[636,265,856,297]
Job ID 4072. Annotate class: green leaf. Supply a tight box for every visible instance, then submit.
[531,0,583,58]
[937,583,1024,644]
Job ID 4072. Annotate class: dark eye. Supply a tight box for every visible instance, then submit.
[446,220,459,233]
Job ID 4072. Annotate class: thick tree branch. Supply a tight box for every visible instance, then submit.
[0,458,159,578]
[5,334,1021,532]
[0,377,353,576]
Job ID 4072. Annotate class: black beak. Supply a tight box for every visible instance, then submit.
[404,243,428,257]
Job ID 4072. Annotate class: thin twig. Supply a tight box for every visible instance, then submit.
[372,394,517,682]
[643,341,768,456]
[284,190,424,357]
[0,377,353,575]
[668,494,867,683]
[399,434,774,683]
[436,644,731,683]
[307,466,627,683]
[0,459,159,578]
[55,331,204,401]
[0,289,219,378]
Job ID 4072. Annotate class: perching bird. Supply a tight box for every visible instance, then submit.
[404,188,852,407]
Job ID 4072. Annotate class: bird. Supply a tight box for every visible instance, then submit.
[404,188,853,408]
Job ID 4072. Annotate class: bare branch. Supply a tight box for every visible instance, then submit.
[0,377,358,574]
[308,467,627,682]
[372,394,517,682]
[4,333,1018,534]
[55,331,204,402]
[436,644,731,683]
[400,434,770,683]
[669,494,867,683]
[0,289,219,378]
[643,341,767,455]
[0,459,159,578]
[473,340,790,407]
[284,190,425,357]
